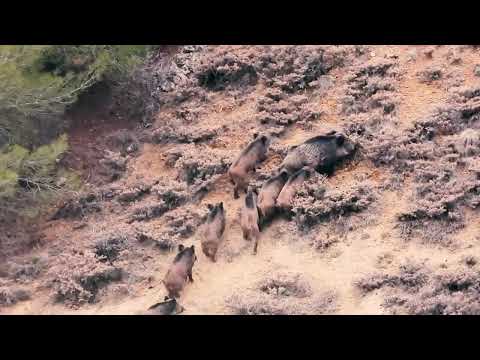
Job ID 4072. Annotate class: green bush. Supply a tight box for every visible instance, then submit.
[0,134,71,216]
[0,45,156,219]
[18,134,68,191]
[0,169,18,198]
[0,45,152,149]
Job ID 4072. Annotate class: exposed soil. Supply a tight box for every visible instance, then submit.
[2,45,480,315]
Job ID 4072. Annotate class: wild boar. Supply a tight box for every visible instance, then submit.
[200,202,226,262]
[240,186,261,254]
[144,296,185,315]
[277,166,314,210]
[279,131,355,175]
[228,133,270,199]
[257,170,290,221]
[163,244,197,298]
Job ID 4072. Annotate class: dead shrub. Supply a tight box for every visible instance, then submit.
[226,272,336,315]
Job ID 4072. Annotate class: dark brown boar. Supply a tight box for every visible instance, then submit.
[228,133,270,199]
[279,131,356,175]
[257,170,290,221]
[200,202,226,262]
[163,244,197,298]
[144,296,185,315]
[240,186,261,254]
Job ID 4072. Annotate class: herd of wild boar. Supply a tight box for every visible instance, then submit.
[149,130,356,314]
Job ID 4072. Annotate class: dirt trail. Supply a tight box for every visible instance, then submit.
[3,45,480,315]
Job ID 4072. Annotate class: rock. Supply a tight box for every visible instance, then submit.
[423,47,434,59]
[56,177,67,187]
[407,49,417,61]
[72,222,87,230]
[474,65,480,77]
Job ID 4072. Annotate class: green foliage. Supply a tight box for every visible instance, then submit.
[19,134,69,190]
[0,144,29,171]
[57,167,83,191]
[0,45,155,220]
[0,169,18,198]
[0,144,28,199]
[0,134,69,209]
[0,45,151,148]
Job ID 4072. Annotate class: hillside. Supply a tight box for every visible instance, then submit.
[1,45,480,315]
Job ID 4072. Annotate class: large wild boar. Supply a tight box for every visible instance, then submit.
[200,202,226,262]
[143,296,185,315]
[240,186,261,254]
[228,133,270,199]
[277,166,314,210]
[163,244,197,298]
[257,170,290,221]
[279,131,355,175]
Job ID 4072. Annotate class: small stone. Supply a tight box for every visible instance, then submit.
[423,47,434,59]
[474,65,480,77]
[56,177,67,187]
[407,49,417,61]
[450,56,462,65]
[126,143,138,154]
[72,222,87,230]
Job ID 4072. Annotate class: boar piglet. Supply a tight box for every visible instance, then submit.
[228,133,270,199]
[163,244,197,298]
[240,186,261,254]
[257,170,289,223]
[201,202,226,262]
[277,166,314,211]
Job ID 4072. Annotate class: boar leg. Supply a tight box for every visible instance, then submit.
[188,269,194,283]
[253,238,258,255]
[169,290,180,299]
[317,162,335,176]
[233,186,240,199]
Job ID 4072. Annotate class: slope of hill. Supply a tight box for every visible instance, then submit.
[1,45,480,315]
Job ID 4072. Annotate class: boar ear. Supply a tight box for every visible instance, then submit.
[253,133,259,139]
[207,203,213,211]
[219,202,224,209]
[178,244,185,252]
[164,296,170,301]
[325,130,337,136]
[335,134,345,146]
